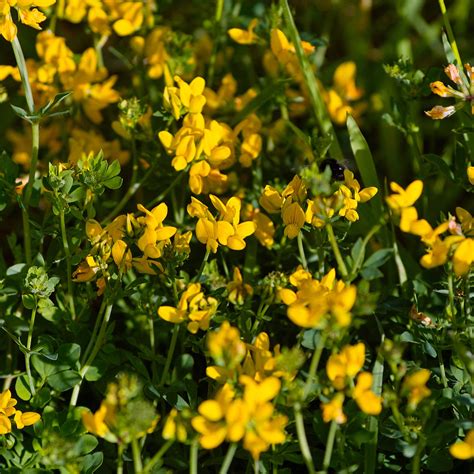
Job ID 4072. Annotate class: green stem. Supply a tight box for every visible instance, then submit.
[160,324,179,386]
[143,440,173,473]
[207,0,225,86]
[190,439,198,474]
[219,443,238,474]
[297,233,308,270]
[70,302,114,406]
[411,437,425,474]
[294,403,316,474]
[60,210,76,320]
[437,345,448,388]
[80,299,107,365]
[280,0,343,161]
[447,271,456,321]
[11,37,35,114]
[303,331,327,399]
[194,249,211,282]
[438,0,463,66]
[322,421,337,472]
[132,437,143,473]
[146,172,184,208]
[102,140,150,225]
[117,443,125,474]
[326,223,348,278]
[25,305,37,396]
[149,318,158,382]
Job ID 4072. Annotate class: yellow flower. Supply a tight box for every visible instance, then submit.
[158,283,218,334]
[136,203,177,258]
[352,372,382,415]
[326,343,365,390]
[321,393,347,424]
[402,369,431,408]
[450,430,474,460]
[207,321,246,370]
[325,62,364,125]
[1,0,56,42]
[281,201,305,239]
[452,237,474,276]
[425,63,474,119]
[14,410,41,429]
[163,408,188,442]
[280,268,356,328]
[243,204,275,248]
[0,389,40,434]
[386,180,423,211]
[228,19,259,45]
[227,267,253,305]
[259,185,284,214]
[468,166,474,185]
[82,402,113,438]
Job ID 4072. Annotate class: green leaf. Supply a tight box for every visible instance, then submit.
[22,293,36,310]
[363,249,394,269]
[347,115,383,219]
[104,176,123,190]
[73,434,99,456]
[15,374,32,401]
[82,452,104,474]
[47,369,81,392]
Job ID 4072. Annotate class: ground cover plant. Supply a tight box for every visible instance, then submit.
[0,0,473,472]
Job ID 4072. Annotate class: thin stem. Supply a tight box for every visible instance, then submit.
[160,324,179,386]
[60,210,76,320]
[280,0,343,161]
[25,305,37,396]
[219,443,238,474]
[149,318,158,382]
[143,440,174,473]
[294,403,316,474]
[102,140,151,225]
[11,37,35,114]
[207,0,225,86]
[117,443,125,474]
[437,346,448,388]
[326,223,348,278]
[447,271,456,321]
[80,299,107,365]
[438,0,463,66]
[411,437,425,474]
[322,421,337,472]
[194,249,210,282]
[190,439,198,474]
[146,172,184,208]
[254,459,259,474]
[70,302,114,406]
[303,331,327,399]
[297,233,308,270]
[132,437,143,473]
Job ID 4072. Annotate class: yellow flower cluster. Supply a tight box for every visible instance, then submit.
[158,282,218,334]
[0,30,119,122]
[187,195,256,253]
[159,75,264,194]
[0,0,55,41]
[279,267,357,328]
[323,342,382,423]
[63,0,146,37]
[82,374,159,443]
[206,322,296,384]
[425,63,474,119]
[387,180,474,275]
[226,267,253,305]
[261,172,377,239]
[74,202,177,291]
[0,389,40,434]
[192,377,287,459]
